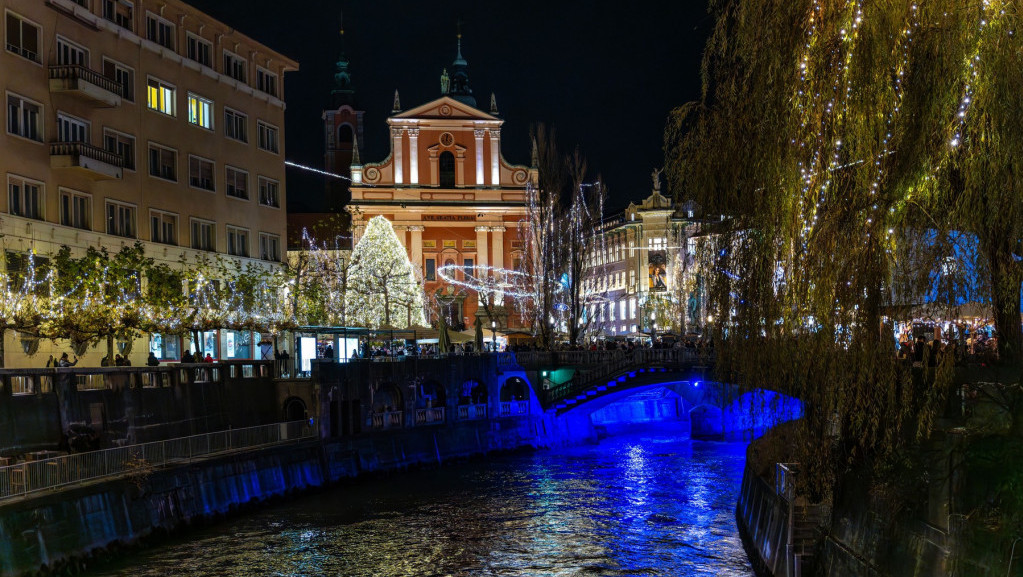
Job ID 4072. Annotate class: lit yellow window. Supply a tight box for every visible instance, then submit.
[187,94,212,129]
[147,78,175,115]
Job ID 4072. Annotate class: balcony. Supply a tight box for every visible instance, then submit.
[48,65,123,107]
[50,142,123,180]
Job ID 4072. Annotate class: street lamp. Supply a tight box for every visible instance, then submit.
[650,311,657,346]
[491,320,497,352]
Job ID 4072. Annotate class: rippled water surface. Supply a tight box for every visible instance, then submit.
[91,430,754,576]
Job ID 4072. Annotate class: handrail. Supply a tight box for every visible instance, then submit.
[48,63,124,97]
[531,348,715,407]
[0,420,314,501]
[49,141,126,168]
[1,361,274,395]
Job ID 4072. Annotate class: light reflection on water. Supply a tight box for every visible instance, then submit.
[90,430,754,577]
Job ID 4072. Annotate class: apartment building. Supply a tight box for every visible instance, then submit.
[1,0,297,366]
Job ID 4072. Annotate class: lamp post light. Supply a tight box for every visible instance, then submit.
[491,320,497,353]
[650,311,657,346]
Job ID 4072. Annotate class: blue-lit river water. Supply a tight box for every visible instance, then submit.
[91,429,754,576]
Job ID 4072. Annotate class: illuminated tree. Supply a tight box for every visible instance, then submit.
[0,252,49,367]
[665,0,1023,497]
[345,216,425,328]
[520,124,566,349]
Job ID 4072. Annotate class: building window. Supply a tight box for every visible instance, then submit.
[258,233,280,262]
[60,189,90,230]
[463,258,474,280]
[56,113,89,143]
[257,176,279,207]
[439,151,455,188]
[8,175,41,220]
[186,33,211,67]
[257,121,279,153]
[150,333,180,361]
[425,258,436,281]
[103,129,135,170]
[145,12,175,50]
[150,209,177,245]
[188,156,214,191]
[226,226,249,257]
[256,67,278,97]
[190,219,214,251]
[5,12,40,63]
[223,51,246,83]
[102,0,133,31]
[148,143,176,181]
[102,58,134,101]
[225,166,248,199]
[187,93,212,129]
[620,300,627,320]
[106,201,136,238]
[629,298,636,319]
[224,108,247,142]
[6,93,41,142]
[146,78,175,115]
[55,36,88,67]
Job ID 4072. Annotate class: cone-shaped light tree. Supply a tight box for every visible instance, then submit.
[345,216,426,328]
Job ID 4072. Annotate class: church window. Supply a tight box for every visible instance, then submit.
[338,124,353,144]
[439,151,455,188]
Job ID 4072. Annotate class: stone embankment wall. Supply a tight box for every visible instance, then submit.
[0,415,546,577]
[735,464,791,577]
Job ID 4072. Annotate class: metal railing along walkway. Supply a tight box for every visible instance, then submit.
[0,420,315,501]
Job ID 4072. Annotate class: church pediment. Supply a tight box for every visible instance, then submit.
[392,96,499,121]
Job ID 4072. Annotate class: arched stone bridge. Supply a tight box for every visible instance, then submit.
[515,349,801,439]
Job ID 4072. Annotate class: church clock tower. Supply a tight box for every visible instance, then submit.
[322,26,364,212]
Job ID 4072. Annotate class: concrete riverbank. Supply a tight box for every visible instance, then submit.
[0,415,546,577]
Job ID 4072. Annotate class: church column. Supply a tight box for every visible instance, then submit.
[407,128,420,185]
[392,127,404,185]
[409,225,424,272]
[475,226,489,268]
[394,225,408,250]
[491,226,505,302]
[489,129,501,187]
[474,129,486,186]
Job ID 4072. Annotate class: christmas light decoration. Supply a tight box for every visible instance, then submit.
[344,216,426,328]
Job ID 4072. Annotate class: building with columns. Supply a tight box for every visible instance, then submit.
[582,172,699,338]
[347,37,535,331]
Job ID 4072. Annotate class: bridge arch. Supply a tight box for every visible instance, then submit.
[689,403,725,439]
[500,377,530,402]
[371,382,404,413]
[283,396,307,422]
[418,379,447,408]
[458,379,486,405]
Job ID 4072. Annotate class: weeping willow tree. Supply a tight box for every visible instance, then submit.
[666,0,1023,497]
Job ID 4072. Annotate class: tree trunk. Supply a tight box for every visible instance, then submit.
[989,244,1021,366]
[0,328,6,368]
[106,334,114,364]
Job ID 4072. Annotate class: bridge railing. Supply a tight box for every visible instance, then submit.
[0,420,314,501]
[1,361,273,396]
[500,401,529,417]
[536,348,715,408]
[414,407,446,425]
[371,411,404,430]
[457,403,488,421]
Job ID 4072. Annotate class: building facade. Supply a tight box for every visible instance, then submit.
[582,173,697,338]
[0,0,297,366]
[347,38,535,331]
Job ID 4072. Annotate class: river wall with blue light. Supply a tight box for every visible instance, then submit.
[0,356,806,576]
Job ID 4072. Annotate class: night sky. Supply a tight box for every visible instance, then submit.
[183,0,713,213]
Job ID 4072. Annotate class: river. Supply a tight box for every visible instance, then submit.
[90,427,755,576]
